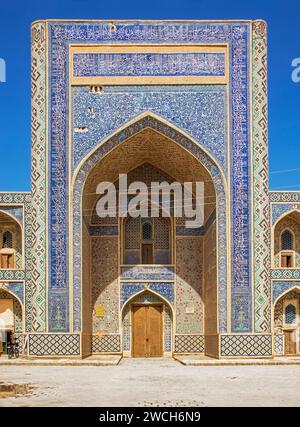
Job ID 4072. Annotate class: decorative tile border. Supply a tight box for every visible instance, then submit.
[252,21,271,333]
[91,334,121,353]
[174,335,205,353]
[28,334,80,356]
[271,270,300,280]
[120,282,174,306]
[270,192,300,203]
[31,22,47,332]
[274,334,284,355]
[120,265,175,281]
[221,334,272,357]
[73,52,226,77]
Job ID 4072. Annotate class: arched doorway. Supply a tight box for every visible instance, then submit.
[71,115,227,357]
[0,211,23,269]
[122,290,173,357]
[0,288,23,354]
[274,288,300,356]
[273,210,300,269]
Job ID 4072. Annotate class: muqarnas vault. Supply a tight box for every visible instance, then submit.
[0,19,299,359]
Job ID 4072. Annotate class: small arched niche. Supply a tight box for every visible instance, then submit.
[273,211,300,268]
[274,287,300,356]
[0,211,23,269]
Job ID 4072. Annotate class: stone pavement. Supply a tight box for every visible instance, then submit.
[0,358,300,406]
[174,355,300,366]
[0,355,121,366]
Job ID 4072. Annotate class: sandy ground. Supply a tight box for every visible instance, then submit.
[0,358,299,407]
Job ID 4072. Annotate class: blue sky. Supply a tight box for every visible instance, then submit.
[0,0,299,191]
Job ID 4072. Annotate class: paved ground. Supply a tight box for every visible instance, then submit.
[1,358,300,406]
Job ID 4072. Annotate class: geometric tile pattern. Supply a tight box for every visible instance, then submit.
[14,333,25,355]
[270,192,300,203]
[221,334,272,357]
[164,305,172,352]
[31,22,47,332]
[272,270,300,280]
[28,334,80,356]
[274,334,284,355]
[91,334,121,353]
[252,21,271,333]
[174,335,205,353]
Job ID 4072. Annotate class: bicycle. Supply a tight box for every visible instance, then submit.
[7,342,19,359]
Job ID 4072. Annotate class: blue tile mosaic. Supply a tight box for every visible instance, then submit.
[73,52,225,77]
[72,85,227,171]
[120,282,174,307]
[7,282,24,303]
[0,206,23,224]
[89,226,118,236]
[271,204,300,225]
[271,269,300,280]
[273,281,300,302]
[47,21,251,333]
[120,265,175,281]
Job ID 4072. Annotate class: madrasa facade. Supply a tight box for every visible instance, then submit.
[0,19,300,359]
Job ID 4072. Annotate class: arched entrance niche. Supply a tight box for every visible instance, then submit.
[0,287,23,354]
[274,287,300,356]
[71,114,228,357]
[273,210,300,269]
[0,211,23,269]
[122,289,173,357]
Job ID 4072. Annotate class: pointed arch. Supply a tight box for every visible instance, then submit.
[272,208,300,231]
[0,210,23,230]
[121,287,174,318]
[274,285,300,307]
[72,111,227,189]
[71,113,228,336]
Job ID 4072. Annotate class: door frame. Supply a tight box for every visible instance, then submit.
[131,302,164,358]
[283,328,298,356]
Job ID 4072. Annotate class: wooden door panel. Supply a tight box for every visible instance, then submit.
[147,305,163,357]
[284,330,296,355]
[142,244,153,264]
[132,304,163,357]
[132,306,147,357]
